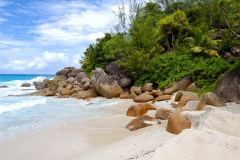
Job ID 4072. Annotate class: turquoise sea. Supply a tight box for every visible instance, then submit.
[0,74,121,142]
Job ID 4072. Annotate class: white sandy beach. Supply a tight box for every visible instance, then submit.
[0,97,240,160]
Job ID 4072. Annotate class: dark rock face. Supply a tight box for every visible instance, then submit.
[105,63,122,76]
[34,82,46,90]
[119,77,132,88]
[214,64,240,103]
[91,68,124,98]
[56,67,76,77]
[56,68,71,77]
[68,69,82,77]
[75,72,89,83]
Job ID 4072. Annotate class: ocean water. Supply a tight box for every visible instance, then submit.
[0,74,121,142]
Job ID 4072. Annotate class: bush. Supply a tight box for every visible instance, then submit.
[135,53,239,92]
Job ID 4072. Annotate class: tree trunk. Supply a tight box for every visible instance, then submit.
[221,9,235,35]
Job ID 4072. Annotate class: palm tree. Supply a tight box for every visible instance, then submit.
[217,0,235,35]
[183,24,221,57]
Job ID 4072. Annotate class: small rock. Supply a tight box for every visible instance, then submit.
[120,91,129,99]
[155,108,172,120]
[152,95,171,104]
[128,92,137,99]
[142,83,153,92]
[21,83,31,87]
[126,103,157,117]
[134,93,154,103]
[126,115,160,131]
[130,86,142,95]
[0,85,8,88]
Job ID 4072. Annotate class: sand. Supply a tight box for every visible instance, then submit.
[0,97,240,160]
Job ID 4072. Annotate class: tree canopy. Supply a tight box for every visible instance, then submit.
[80,0,240,92]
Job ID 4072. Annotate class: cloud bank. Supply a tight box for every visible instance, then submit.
[0,0,120,74]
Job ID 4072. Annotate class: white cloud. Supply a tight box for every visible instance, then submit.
[30,1,116,45]
[0,0,149,74]
[0,17,6,23]
[0,0,11,7]
[0,51,80,73]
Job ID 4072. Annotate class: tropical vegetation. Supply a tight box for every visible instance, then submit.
[80,0,240,93]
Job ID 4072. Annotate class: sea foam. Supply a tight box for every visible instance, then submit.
[0,98,47,114]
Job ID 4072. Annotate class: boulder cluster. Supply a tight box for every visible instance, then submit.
[29,64,132,100]
[125,90,226,133]
[26,63,240,135]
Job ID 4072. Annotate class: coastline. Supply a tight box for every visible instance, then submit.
[1,98,240,160]
[0,99,158,160]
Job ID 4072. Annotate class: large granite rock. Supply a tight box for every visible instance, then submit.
[163,76,192,95]
[34,81,46,90]
[166,108,191,134]
[214,64,240,103]
[66,77,75,84]
[118,77,131,88]
[43,79,58,91]
[56,67,75,77]
[68,69,82,77]
[91,68,124,99]
[126,103,157,117]
[57,86,74,96]
[105,62,122,76]
[75,72,89,83]
[75,89,98,99]
[197,92,226,110]
[173,92,198,108]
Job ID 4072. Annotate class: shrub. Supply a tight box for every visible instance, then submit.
[135,53,239,92]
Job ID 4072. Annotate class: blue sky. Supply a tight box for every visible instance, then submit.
[0,0,129,74]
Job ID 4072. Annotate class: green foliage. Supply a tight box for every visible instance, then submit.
[135,53,239,92]
[79,0,240,94]
[116,2,165,78]
[80,33,115,74]
[218,31,240,54]
[159,10,189,34]
[158,10,189,49]
[182,24,221,57]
